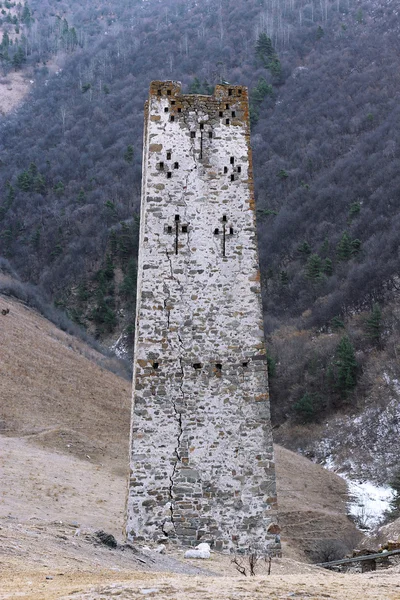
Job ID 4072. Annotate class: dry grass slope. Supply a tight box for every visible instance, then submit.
[2,294,399,598]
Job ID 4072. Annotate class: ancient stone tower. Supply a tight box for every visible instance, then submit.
[126,80,280,553]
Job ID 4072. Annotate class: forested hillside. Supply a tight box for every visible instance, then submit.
[1,0,400,480]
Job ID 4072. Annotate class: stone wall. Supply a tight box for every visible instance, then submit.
[126,80,280,553]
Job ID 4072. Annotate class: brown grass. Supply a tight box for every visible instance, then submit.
[2,295,397,599]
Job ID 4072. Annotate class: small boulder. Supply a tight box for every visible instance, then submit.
[184,542,211,559]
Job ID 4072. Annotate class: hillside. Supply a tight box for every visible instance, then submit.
[0,293,360,560]
[2,296,400,599]
[1,0,400,497]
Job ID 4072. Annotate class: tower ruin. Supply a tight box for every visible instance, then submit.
[126,81,280,553]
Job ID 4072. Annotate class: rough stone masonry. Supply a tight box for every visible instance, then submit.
[126,80,280,553]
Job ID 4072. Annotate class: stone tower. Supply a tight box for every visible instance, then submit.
[126,81,280,553]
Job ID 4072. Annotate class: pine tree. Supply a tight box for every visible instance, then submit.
[323,258,333,276]
[255,33,275,64]
[297,240,311,258]
[336,231,353,261]
[306,254,322,282]
[335,335,357,394]
[365,304,382,346]
[124,144,134,163]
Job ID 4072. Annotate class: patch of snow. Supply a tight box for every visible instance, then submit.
[323,457,394,530]
[346,478,394,530]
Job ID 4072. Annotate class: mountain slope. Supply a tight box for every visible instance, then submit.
[0,293,359,559]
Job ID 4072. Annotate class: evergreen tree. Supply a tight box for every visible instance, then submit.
[336,231,353,261]
[255,33,275,65]
[323,258,333,276]
[12,45,25,70]
[365,304,382,346]
[293,392,317,423]
[124,144,134,163]
[297,240,311,258]
[335,335,357,395]
[306,253,322,282]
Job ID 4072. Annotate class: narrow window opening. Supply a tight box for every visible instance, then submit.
[219,111,223,117]
[200,123,204,130]
[242,361,248,368]
[222,215,227,222]
[214,228,220,235]
[225,103,229,109]
[182,225,188,233]
[159,161,164,169]
[229,227,234,235]
[238,89,242,95]
[175,215,180,221]
[157,89,161,96]
[223,166,228,174]
[209,131,213,139]
[230,174,235,181]
[193,363,202,370]
[178,107,182,113]
[190,131,196,138]
[171,100,176,105]
[167,226,172,233]
[232,111,236,117]
[174,162,179,169]
[167,89,171,96]
[170,115,175,122]
[228,89,233,96]
[153,362,159,370]
[230,156,235,164]
[167,152,171,160]
[226,118,230,125]
[164,107,169,112]
[167,171,172,179]
[237,166,241,173]
[215,363,222,371]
